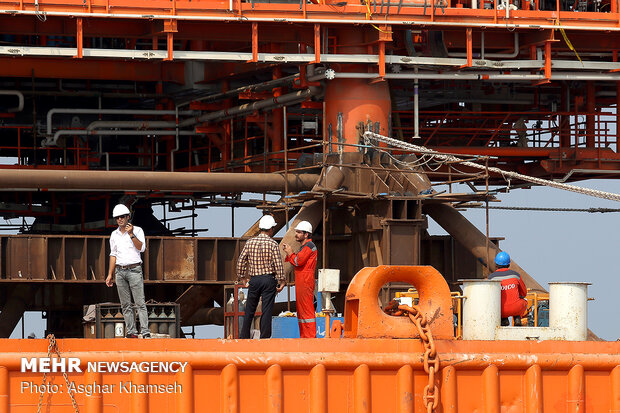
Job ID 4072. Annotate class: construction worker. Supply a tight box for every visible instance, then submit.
[236,215,286,339]
[282,221,317,338]
[105,204,150,338]
[488,251,528,326]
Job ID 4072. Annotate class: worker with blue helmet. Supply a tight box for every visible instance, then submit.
[495,251,511,266]
[489,251,527,326]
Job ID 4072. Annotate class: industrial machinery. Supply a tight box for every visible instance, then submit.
[0,0,618,341]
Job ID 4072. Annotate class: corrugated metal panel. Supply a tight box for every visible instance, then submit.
[2,339,620,412]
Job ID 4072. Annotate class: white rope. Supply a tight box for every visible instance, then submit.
[364,131,620,203]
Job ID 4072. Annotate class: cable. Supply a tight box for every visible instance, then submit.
[466,205,620,213]
[364,131,620,202]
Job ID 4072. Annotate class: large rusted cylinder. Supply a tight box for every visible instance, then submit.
[423,203,544,292]
[0,170,319,193]
[324,79,391,152]
[324,28,391,153]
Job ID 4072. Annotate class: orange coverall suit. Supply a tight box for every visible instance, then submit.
[285,239,317,338]
[488,268,528,318]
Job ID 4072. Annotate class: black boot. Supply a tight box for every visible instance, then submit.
[513,316,522,326]
[501,318,510,326]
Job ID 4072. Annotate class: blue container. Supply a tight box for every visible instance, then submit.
[271,316,344,338]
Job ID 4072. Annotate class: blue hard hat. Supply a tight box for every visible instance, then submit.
[495,251,511,266]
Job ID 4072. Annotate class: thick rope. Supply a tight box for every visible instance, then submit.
[364,131,620,203]
[467,205,620,213]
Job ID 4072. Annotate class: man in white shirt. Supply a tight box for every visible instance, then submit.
[105,204,150,338]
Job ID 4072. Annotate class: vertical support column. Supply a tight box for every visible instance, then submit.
[353,364,370,413]
[482,365,500,413]
[586,81,595,148]
[466,28,473,68]
[0,366,8,413]
[266,365,283,413]
[396,365,414,413]
[85,370,102,413]
[75,18,83,59]
[164,20,178,61]
[176,364,194,413]
[310,364,327,413]
[544,40,552,81]
[616,78,620,153]
[525,364,542,413]
[567,365,585,413]
[314,24,321,63]
[272,66,284,154]
[221,364,239,413]
[250,23,258,63]
[441,366,457,413]
[378,40,386,78]
[222,80,232,167]
[560,83,570,147]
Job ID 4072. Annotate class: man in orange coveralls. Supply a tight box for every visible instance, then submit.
[488,251,528,326]
[282,221,317,338]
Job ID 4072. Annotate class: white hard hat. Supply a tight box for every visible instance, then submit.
[294,221,313,233]
[258,215,277,230]
[112,204,131,218]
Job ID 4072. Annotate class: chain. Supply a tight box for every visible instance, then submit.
[385,303,439,412]
[36,334,80,413]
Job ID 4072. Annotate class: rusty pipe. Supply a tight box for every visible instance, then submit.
[424,203,545,292]
[180,87,321,128]
[0,170,319,193]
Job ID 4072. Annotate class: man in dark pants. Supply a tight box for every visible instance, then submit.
[236,215,286,339]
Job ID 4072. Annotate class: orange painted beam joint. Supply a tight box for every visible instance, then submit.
[249,22,258,63]
[74,17,83,59]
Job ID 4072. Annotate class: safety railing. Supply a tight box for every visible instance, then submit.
[394,287,550,339]
[393,110,620,152]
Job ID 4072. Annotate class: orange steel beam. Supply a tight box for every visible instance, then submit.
[3,4,620,31]
[314,23,321,63]
[250,22,258,63]
[75,17,83,59]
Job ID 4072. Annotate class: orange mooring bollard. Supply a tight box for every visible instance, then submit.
[343,266,454,339]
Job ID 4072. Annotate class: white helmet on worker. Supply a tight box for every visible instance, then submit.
[112,204,131,218]
[294,221,313,233]
[258,215,277,230]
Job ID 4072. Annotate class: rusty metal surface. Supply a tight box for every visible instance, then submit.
[0,170,318,193]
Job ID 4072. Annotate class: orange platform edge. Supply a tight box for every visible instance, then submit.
[2,338,620,412]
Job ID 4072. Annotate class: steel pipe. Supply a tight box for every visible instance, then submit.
[0,90,24,113]
[44,128,197,147]
[0,170,319,193]
[46,108,196,136]
[179,87,321,128]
